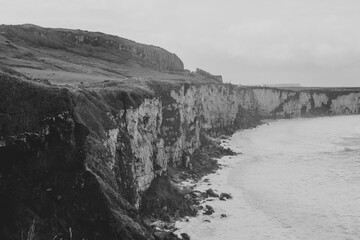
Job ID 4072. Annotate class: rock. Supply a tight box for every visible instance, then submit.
[150,220,166,229]
[189,205,198,213]
[220,193,232,200]
[153,231,168,240]
[142,217,152,228]
[188,162,193,170]
[164,222,175,229]
[205,205,214,211]
[205,188,219,198]
[221,214,227,218]
[174,210,180,218]
[203,205,214,215]
[190,190,202,198]
[181,233,191,240]
[203,210,213,215]
[169,232,178,238]
[184,155,191,169]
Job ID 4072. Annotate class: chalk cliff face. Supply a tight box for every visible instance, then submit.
[83,84,259,211]
[103,98,167,208]
[331,92,360,114]
[163,84,256,166]
[239,88,360,118]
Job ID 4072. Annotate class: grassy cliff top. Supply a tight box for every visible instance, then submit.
[0,24,222,93]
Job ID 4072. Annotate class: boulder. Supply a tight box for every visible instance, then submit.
[205,188,219,198]
[220,192,232,200]
[181,233,191,240]
[153,231,168,240]
[203,205,214,215]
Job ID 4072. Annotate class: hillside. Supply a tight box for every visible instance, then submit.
[0,24,223,88]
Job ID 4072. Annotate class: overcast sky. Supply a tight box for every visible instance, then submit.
[1,0,360,87]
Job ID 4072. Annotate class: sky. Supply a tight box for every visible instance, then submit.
[1,0,360,87]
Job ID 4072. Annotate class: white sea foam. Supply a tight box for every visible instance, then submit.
[176,115,360,240]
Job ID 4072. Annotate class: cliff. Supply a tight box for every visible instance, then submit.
[239,87,360,117]
[0,25,360,240]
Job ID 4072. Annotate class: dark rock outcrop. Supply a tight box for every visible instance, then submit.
[205,189,219,198]
[203,205,214,215]
[219,193,232,200]
[180,233,191,240]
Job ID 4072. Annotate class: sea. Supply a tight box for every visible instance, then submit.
[175,115,360,240]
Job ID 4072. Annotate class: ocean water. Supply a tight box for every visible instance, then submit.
[176,115,360,240]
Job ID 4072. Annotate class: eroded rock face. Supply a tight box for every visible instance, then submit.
[331,92,360,114]
[165,84,252,166]
[125,98,166,206]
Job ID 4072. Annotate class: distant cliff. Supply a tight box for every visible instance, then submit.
[0,25,360,240]
[239,87,360,117]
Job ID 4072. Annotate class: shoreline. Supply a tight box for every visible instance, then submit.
[174,137,243,239]
[172,135,245,239]
[139,134,241,240]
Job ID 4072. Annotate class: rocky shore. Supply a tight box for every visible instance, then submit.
[140,135,238,240]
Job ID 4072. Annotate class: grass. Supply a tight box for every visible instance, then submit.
[0,73,74,135]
